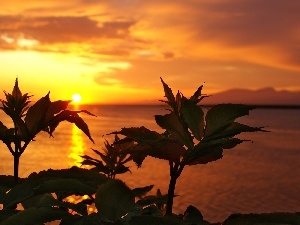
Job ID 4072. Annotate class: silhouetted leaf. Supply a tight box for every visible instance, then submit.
[95,179,135,221]
[35,178,97,196]
[0,207,69,225]
[12,78,22,100]
[36,193,88,216]
[114,164,130,175]
[183,205,209,225]
[132,185,154,198]
[189,84,204,103]
[25,92,51,137]
[27,167,108,189]
[205,122,265,141]
[160,77,176,109]
[115,126,163,144]
[0,121,8,140]
[136,193,168,207]
[3,182,34,209]
[181,99,204,141]
[47,110,94,143]
[186,138,244,165]
[0,210,19,223]
[205,104,254,138]
[129,215,186,225]
[155,112,193,148]
[45,100,71,122]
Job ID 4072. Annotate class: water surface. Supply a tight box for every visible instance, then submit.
[0,105,299,223]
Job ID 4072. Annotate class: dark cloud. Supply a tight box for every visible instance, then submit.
[0,15,135,44]
[193,0,300,46]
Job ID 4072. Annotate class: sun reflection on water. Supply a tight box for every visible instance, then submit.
[68,123,85,167]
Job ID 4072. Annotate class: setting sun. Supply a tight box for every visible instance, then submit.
[72,93,82,103]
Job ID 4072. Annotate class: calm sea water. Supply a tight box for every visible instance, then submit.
[0,105,299,223]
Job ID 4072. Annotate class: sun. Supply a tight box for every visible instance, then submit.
[72,93,82,103]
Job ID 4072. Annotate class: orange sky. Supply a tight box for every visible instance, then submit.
[0,1,300,104]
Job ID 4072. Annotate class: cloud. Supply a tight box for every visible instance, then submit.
[1,0,300,72]
[0,15,135,43]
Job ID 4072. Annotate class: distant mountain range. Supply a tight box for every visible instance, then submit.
[201,87,300,106]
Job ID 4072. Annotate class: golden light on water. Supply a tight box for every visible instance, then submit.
[68,124,85,167]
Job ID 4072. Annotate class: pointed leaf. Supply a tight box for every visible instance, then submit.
[95,179,135,221]
[45,100,71,122]
[25,92,51,137]
[205,122,265,141]
[0,121,8,140]
[181,99,204,141]
[190,84,204,103]
[12,78,22,100]
[160,77,176,109]
[155,112,193,148]
[205,104,254,138]
[47,110,94,143]
[185,138,244,165]
[132,185,154,198]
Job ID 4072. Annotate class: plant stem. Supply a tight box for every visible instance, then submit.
[165,161,186,216]
[13,154,20,185]
[165,172,178,216]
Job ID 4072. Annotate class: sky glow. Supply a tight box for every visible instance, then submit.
[0,1,299,104]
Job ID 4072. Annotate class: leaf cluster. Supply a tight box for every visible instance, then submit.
[81,135,134,179]
[114,78,265,167]
[0,78,94,147]
[0,167,207,225]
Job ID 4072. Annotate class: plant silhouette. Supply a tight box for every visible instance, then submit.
[0,78,95,184]
[113,77,265,215]
[81,134,134,179]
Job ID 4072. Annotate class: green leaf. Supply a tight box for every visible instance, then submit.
[160,77,176,109]
[181,99,204,141]
[155,112,193,148]
[25,92,51,137]
[95,179,135,221]
[0,207,69,225]
[205,104,254,138]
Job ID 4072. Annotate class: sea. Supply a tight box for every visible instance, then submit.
[0,104,299,223]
